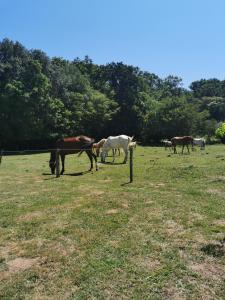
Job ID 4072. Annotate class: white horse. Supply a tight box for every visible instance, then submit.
[193,138,205,150]
[101,135,133,163]
[162,139,172,151]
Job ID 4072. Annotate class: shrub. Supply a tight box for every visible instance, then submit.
[215,123,225,143]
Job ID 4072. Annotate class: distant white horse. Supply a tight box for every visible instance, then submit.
[101,135,133,163]
[193,138,205,150]
[162,139,172,151]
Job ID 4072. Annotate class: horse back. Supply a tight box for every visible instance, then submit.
[56,136,95,154]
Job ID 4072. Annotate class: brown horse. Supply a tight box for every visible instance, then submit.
[49,136,98,175]
[171,136,194,154]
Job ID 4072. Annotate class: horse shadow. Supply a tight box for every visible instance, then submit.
[200,238,225,257]
[100,162,125,165]
[63,170,90,176]
[42,170,91,179]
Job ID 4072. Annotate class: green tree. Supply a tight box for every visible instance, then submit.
[215,123,225,143]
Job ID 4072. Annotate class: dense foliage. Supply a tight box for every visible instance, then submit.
[215,122,225,143]
[0,38,225,149]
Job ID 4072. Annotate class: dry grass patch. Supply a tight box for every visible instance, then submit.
[164,220,184,235]
[108,240,120,248]
[163,284,186,300]
[131,255,161,272]
[0,257,38,280]
[17,211,43,222]
[7,257,38,273]
[207,188,225,196]
[189,261,225,281]
[189,212,205,221]
[213,219,225,227]
[106,209,119,215]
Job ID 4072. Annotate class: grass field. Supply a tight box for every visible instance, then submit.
[0,145,225,299]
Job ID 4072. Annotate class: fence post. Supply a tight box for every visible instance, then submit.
[56,149,60,178]
[129,146,133,183]
[0,150,3,165]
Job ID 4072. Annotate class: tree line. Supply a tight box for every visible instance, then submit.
[1,38,225,149]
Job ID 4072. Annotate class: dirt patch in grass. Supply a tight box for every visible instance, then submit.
[208,175,225,183]
[78,185,105,197]
[131,256,161,272]
[164,220,184,235]
[189,262,225,281]
[145,200,154,204]
[18,211,43,222]
[91,190,105,196]
[155,183,165,187]
[191,212,205,221]
[98,178,113,183]
[106,209,118,214]
[108,240,120,248]
[213,219,225,227]
[8,257,38,273]
[0,257,38,280]
[207,188,225,196]
[164,284,186,300]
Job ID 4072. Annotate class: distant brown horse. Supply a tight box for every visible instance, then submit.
[171,136,194,154]
[92,138,106,157]
[49,136,98,175]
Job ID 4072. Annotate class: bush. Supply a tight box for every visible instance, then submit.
[215,123,225,143]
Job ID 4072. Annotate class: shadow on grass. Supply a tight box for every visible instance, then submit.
[42,170,91,178]
[63,170,91,176]
[100,161,125,165]
[121,181,132,186]
[201,239,225,257]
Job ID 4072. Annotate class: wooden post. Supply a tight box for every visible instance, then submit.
[56,149,60,178]
[0,150,3,165]
[129,146,133,183]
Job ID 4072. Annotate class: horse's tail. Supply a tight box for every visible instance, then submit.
[78,139,95,157]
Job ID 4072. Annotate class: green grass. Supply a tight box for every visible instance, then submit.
[0,145,225,299]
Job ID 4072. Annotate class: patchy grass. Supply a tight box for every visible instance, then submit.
[0,145,225,299]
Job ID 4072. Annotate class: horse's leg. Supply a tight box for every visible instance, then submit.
[112,149,115,162]
[91,151,98,171]
[187,144,190,153]
[86,150,93,171]
[174,145,176,154]
[60,154,65,175]
[123,149,128,163]
[181,144,184,154]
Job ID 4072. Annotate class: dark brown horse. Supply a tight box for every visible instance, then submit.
[171,136,194,154]
[49,136,98,175]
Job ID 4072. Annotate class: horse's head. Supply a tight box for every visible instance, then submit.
[49,151,56,174]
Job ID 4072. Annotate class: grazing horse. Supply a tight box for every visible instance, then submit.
[92,138,106,157]
[49,135,98,175]
[193,138,205,150]
[162,140,172,151]
[171,136,194,154]
[101,135,133,163]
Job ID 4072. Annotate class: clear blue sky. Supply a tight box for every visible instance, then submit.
[1,0,225,87]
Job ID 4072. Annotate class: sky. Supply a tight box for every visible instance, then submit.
[1,0,225,88]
